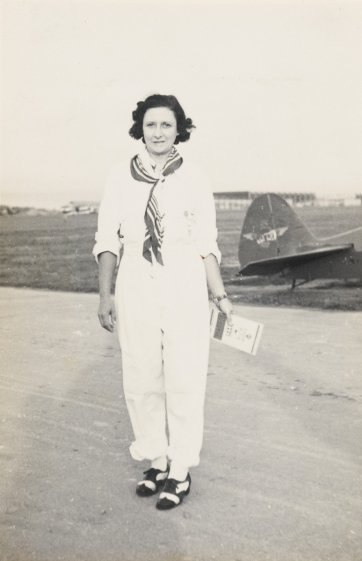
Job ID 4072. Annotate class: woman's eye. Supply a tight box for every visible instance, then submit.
[145,123,155,127]
[162,123,172,127]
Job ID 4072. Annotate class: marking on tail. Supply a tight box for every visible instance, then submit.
[243,227,288,247]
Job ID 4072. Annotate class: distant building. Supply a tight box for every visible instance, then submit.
[315,197,361,208]
[213,191,316,210]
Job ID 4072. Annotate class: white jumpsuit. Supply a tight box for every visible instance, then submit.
[93,149,221,468]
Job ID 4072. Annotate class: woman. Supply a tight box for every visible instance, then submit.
[93,94,233,510]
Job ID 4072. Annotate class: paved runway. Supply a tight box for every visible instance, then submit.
[0,287,361,561]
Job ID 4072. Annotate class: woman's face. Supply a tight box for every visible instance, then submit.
[142,107,178,158]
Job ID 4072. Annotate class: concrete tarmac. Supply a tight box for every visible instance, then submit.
[0,287,361,561]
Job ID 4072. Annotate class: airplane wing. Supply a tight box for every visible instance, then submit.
[239,244,352,276]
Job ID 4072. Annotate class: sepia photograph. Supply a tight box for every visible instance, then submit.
[1,1,361,560]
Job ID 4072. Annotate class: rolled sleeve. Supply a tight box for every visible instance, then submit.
[193,170,222,265]
[92,166,124,265]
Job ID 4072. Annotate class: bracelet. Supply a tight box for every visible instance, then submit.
[213,293,228,304]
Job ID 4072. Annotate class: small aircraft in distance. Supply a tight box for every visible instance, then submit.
[238,193,362,287]
[61,203,96,215]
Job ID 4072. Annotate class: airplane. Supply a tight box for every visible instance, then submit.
[238,193,362,287]
[61,203,96,215]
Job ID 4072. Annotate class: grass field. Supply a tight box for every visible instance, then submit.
[1,206,361,310]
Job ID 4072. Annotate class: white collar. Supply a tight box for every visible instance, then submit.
[136,146,159,176]
[138,145,182,178]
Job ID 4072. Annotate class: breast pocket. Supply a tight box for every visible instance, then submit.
[183,209,197,239]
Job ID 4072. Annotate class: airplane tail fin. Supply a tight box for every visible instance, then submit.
[238,194,318,274]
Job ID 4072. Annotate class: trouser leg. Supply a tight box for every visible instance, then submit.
[121,339,168,462]
[115,264,168,461]
[162,294,210,468]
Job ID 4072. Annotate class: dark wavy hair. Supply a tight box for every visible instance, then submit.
[129,94,195,144]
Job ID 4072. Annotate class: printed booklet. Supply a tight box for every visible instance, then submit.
[210,307,264,355]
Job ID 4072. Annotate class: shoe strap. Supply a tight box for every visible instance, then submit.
[163,475,189,494]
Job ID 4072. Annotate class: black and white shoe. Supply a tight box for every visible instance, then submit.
[156,473,191,510]
[136,468,168,497]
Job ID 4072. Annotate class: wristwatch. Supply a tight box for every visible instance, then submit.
[213,293,228,305]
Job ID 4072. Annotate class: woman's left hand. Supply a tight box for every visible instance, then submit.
[218,297,234,325]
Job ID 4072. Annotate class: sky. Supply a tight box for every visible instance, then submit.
[1,0,362,208]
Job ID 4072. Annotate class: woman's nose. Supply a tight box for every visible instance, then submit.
[154,124,162,137]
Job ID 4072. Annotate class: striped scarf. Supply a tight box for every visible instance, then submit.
[130,146,183,265]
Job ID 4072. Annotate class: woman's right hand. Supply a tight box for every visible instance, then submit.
[98,296,117,332]
[218,297,234,325]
